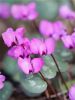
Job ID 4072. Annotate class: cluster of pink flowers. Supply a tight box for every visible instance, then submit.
[0,2,38,20]
[0,3,75,21]
[2,3,75,98]
[2,26,56,74]
[2,2,75,74]
[11,2,38,20]
[39,20,75,49]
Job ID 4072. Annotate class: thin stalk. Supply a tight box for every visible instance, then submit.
[45,89,50,100]
[51,54,69,91]
[32,20,39,32]
[39,72,60,100]
[39,72,51,99]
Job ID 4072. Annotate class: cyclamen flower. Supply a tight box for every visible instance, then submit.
[39,20,66,40]
[39,20,53,37]
[8,37,31,59]
[18,57,44,74]
[53,21,66,40]
[30,38,55,55]
[69,84,75,100]
[0,74,5,89]
[8,46,24,58]
[59,5,75,19]
[2,27,25,47]
[61,35,74,49]
[0,3,10,18]
[11,2,38,20]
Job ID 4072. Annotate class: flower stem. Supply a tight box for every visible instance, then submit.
[45,89,50,99]
[39,72,51,99]
[39,72,60,100]
[51,54,69,91]
[32,20,39,32]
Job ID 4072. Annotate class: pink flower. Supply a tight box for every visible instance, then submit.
[11,2,38,20]
[69,84,75,100]
[31,58,44,73]
[39,20,53,37]
[53,21,66,40]
[18,57,44,74]
[0,74,5,89]
[2,27,25,47]
[39,20,66,40]
[30,38,55,55]
[45,38,55,55]
[0,3,10,18]
[59,5,75,19]
[21,38,31,57]
[61,35,74,49]
[18,57,32,74]
[8,46,24,58]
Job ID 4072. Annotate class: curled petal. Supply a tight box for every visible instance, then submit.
[0,82,4,89]
[69,84,75,100]
[16,27,26,37]
[8,46,23,58]
[11,5,22,19]
[59,5,75,19]
[39,41,46,55]
[0,3,10,18]
[30,38,41,54]
[28,11,38,20]
[32,58,44,73]
[61,35,74,49]
[45,38,55,54]
[27,2,36,10]
[18,57,32,74]
[0,75,5,82]
[15,27,26,45]
[39,20,53,37]
[2,28,15,47]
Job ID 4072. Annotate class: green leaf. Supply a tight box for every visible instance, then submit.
[43,55,68,72]
[20,74,47,97]
[35,0,59,20]
[41,65,56,79]
[55,41,73,62]
[3,56,25,82]
[0,81,13,100]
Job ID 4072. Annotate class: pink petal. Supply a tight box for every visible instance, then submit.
[32,58,44,73]
[2,28,15,47]
[38,41,46,55]
[8,46,23,58]
[69,84,75,100]
[61,35,74,48]
[28,11,38,20]
[11,5,22,19]
[0,3,10,18]
[39,20,53,37]
[59,5,74,19]
[0,82,4,89]
[16,27,26,37]
[21,5,28,20]
[45,38,55,54]
[30,38,41,54]
[27,2,36,10]
[15,27,25,45]
[18,57,32,74]
[0,75,5,82]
